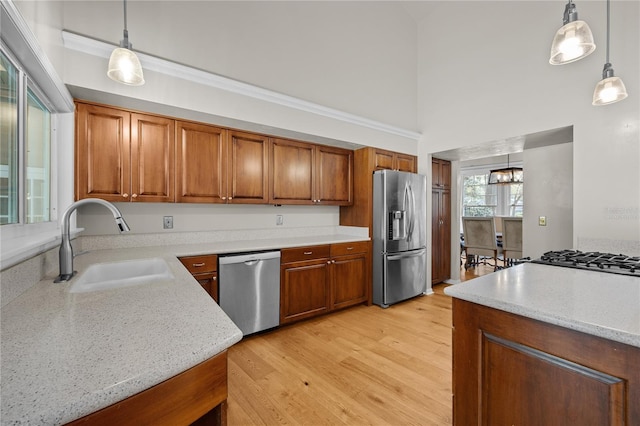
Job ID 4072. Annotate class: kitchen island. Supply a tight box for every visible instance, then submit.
[445,263,640,425]
[1,232,368,425]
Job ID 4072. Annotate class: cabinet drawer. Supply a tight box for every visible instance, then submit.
[179,254,218,274]
[281,245,331,264]
[331,241,369,257]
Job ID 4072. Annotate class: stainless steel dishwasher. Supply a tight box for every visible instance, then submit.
[218,251,281,336]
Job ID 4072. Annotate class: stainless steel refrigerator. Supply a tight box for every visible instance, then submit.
[372,170,428,308]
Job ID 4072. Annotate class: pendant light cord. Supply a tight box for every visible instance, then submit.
[606,0,610,64]
[123,0,128,33]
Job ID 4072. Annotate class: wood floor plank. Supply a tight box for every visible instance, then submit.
[226,282,464,425]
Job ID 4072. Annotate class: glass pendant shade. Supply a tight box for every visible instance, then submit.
[549,20,596,65]
[592,75,628,106]
[108,47,145,86]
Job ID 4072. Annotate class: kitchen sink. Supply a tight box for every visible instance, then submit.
[69,258,174,293]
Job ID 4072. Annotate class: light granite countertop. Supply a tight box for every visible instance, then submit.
[1,233,369,425]
[444,262,640,348]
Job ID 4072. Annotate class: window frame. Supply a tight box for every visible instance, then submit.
[460,163,524,225]
[1,1,74,270]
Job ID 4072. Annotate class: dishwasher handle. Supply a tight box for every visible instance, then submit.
[219,250,281,265]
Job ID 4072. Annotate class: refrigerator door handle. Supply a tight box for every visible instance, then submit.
[387,248,426,261]
[407,184,416,242]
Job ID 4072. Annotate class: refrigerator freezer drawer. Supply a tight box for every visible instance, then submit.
[373,248,427,308]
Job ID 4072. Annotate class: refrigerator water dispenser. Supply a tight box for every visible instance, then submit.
[388,210,407,240]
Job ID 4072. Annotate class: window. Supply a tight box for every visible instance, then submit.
[1,48,52,227]
[462,168,524,219]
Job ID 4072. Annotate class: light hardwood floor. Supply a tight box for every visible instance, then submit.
[226,264,495,425]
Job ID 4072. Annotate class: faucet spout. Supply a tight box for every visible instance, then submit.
[54,198,130,283]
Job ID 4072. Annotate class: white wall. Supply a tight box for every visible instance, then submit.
[14,0,421,235]
[417,1,640,253]
[77,203,339,235]
[523,143,573,258]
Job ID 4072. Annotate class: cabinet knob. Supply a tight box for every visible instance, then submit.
[229,197,232,200]
[221,196,227,200]
[131,193,138,199]
[213,277,217,281]
[122,193,129,198]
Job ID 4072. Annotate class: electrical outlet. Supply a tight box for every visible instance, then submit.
[539,216,547,226]
[276,215,284,226]
[163,216,173,229]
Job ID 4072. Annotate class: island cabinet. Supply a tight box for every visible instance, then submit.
[179,254,219,302]
[75,101,175,203]
[67,351,229,426]
[269,138,353,206]
[339,147,417,235]
[176,123,270,204]
[280,241,371,325]
[431,158,451,284]
[451,299,640,425]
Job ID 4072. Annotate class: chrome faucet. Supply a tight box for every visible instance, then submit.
[54,198,130,282]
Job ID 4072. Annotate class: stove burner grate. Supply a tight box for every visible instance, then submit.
[533,250,640,276]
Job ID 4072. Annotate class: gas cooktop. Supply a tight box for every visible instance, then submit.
[531,250,640,277]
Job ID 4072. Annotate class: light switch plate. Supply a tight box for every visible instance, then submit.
[276,215,284,226]
[163,216,173,229]
[539,216,547,226]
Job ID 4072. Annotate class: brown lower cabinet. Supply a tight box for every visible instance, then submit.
[452,299,640,425]
[67,351,228,426]
[280,241,371,325]
[179,254,218,302]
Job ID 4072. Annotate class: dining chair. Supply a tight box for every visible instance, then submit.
[462,217,501,270]
[502,217,523,266]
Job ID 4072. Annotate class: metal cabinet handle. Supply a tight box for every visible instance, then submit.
[192,262,206,267]
[212,277,217,281]
[303,251,313,255]
[346,247,353,250]
[122,193,129,198]
[131,193,138,198]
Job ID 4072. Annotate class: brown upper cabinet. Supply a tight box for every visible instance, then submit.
[339,147,417,236]
[76,100,353,207]
[176,124,269,204]
[75,102,175,202]
[372,148,417,172]
[432,157,451,190]
[270,138,353,205]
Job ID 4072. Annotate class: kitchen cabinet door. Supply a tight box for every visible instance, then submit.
[280,259,330,324]
[227,130,269,204]
[179,254,219,302]
[130,113,175,202]
[176,121,228,203]
[432,158,451,190]
[315,145,353,205]
[270,138,314,205]
[395,153,417,173]
[432,189,451,284]
[75,102,131,202]
[330,241,370,310]
[372,148,417,173]
[76,102,175,203]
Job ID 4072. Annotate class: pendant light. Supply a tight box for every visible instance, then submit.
[107,0,145,86]
[592,0,628,106]
[488,155,523,185]
[549,0,596,65]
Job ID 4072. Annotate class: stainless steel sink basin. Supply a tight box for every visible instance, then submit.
[69,258,174,293]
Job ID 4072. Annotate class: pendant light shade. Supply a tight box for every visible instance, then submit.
[549,1,596,65]
[107,0,144,86]
[592,0,627,106]
[488,155,523,185]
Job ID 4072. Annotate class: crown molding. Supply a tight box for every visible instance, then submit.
[62,30,420,141]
